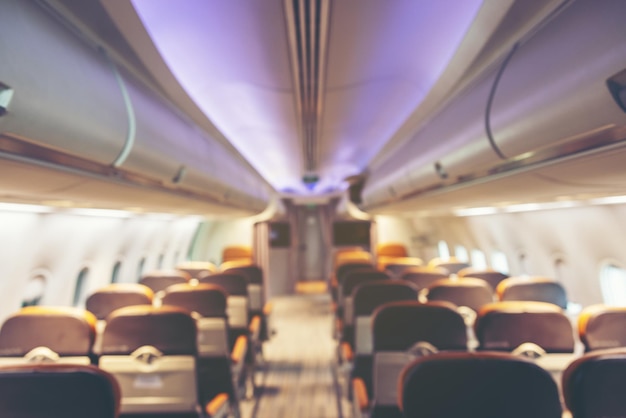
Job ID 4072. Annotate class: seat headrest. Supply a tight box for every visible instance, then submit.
[197,272,248,296]
[221,265,263,284]
[475,301,575,353]
[335,262,375,283]
[381,257,424,275]
[176,261,217,278]
[400,352,562,418]
[0,307,96,356]
[497,277,568,309]
[399,267,449,290]
[563,348,626,418]
[86,284,153,320]
[353,280,418,316]
[372,301,467,351]
[161,283,228,317]
[221,245,252,263]
[376,242,408,258]
[139,269,190,293]
[101,306,196,355]
[457,268,509,289]
[426,278,494,312]
[343,270,390,297]
[0,364,120,418]
[579,304,626,351]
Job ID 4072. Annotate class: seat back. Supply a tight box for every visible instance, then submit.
[341,270,390,327]
[352,280,418,355]
[161,283,229,357]
[198,272,249,333]
[86,283,153,320]
[578,305,626,351]
[376,242,408,258]
[371,301,467,409]
[221,264,264,313]
[399,266,449,291]
[334,250,373,269]
[380,257,424,278]
[221,245,252,263]
[139,269,190,293]
[497,276,568,309]
[99,306,198,414]
[428,257,470,275]
[400,352,562,418]
[176,261,217,279]
[458,267,509,290]
[0,306,96,365]
[475,301,575,353]
[426,278,493,313]
[0,364,120,418]
[563,348,626,418]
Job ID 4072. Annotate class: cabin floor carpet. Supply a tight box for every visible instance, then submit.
[241,294,349,418]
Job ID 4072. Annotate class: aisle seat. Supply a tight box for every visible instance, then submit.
[161,284,246,414]
[352,301,467,418]
[563,348,626,418]
[399,352,562,418]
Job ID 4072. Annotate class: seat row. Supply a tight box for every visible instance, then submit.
[0,259,270,418]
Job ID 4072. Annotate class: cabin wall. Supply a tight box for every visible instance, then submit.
[190,218,256,265]
[397,204,626,307]
[0,207,200,322]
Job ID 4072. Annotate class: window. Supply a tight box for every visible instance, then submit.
[137,257,146,281]
[600,263,626,306]
[437,240,450,260]
[111,261,122,284]
[491,251,509,274]
[73,267,89,307]
[471,249,487,270]
[22,272,47,307]
[455,245,469,263]
[157,254,164,269]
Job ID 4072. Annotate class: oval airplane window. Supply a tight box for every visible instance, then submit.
[73,267,89,307]
[137,257,146,281]
[111,261,122,284]
[600,262,626,306]
[491,251,509,274]
[437,240,450,260]
[455,245,469,263]
[471,249,487,270]
[22,271,48,307]
[157,254,165,269]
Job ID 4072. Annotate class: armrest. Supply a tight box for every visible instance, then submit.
[263,301,273,316]
[249,315,261,334]
[205,393,229,418]
[231,335,248,365]
[352,377,369,412]
[341,342,354,363]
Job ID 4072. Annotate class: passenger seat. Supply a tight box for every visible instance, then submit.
[140,269,190,294]
[99,305,230,418]
[0,363,120,418]
[0,306,96,365]
[497,276,568,309]
[399,352,562,418]
[578,304,626,351]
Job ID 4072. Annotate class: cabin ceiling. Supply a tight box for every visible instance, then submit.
[41,0,613,214]
[93,0,521,195]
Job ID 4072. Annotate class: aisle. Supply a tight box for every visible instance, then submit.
[243,294,349,418]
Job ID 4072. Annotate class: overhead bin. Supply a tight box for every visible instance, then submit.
[0,0,127,164]
[0,0,270,213]
[363,0,626,210]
